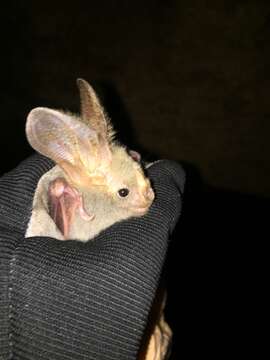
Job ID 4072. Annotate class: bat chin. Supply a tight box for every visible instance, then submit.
[129,197,154,216]
[132,206,150,216]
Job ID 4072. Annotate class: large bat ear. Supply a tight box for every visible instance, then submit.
[26,107,112,186]
[77,78,115,143]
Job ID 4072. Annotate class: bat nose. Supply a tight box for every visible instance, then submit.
[144,187,154,203]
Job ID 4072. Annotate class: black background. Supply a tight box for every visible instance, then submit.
[0,1,267,358]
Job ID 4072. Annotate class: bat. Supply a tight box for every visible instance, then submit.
[25,79,155,242]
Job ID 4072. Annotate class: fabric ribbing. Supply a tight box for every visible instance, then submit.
[0,154,185,359]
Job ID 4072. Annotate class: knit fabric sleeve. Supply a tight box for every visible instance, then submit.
[0,154,185,360]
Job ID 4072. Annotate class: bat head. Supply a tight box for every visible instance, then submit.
[104,146,154,216]
[26,79,154,220]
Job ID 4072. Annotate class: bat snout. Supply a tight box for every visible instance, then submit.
[133,186,155,215]
[144,187,155,203]
[140,184,155,206]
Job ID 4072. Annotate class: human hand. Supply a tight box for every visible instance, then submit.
[0,154,185,360]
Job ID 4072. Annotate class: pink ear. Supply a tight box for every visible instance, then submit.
[26,107,98,164]
[129,150,141,162]
[26,107,112,184]
[77,78,108,137]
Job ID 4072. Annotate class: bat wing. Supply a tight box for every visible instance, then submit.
[48,177,94,239]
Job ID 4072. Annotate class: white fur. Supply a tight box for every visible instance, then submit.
[26,165,146,242]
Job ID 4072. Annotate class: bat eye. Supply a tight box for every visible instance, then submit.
[118,188,130,198]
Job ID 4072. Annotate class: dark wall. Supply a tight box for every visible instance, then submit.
[1,0,270,197]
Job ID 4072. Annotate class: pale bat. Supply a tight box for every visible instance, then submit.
[25,79,155,242]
